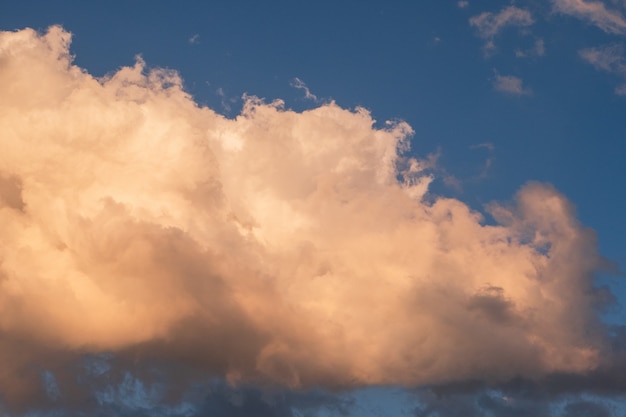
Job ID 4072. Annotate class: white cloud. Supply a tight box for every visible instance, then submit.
[0,26,611,408]
[553,0,626,34]
[493,73,532,95]
[290,77,319,101]
[458,1,469,9]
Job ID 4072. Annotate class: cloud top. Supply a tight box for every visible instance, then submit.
[0,26,614,409]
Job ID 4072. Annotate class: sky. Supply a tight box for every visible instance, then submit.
[1,1,626,416]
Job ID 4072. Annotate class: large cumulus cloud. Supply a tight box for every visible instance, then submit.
[0,26,615,410]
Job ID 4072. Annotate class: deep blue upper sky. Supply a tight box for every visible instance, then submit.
[2,1,626,416]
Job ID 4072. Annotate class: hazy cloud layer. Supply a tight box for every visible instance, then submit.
[0,26,616,411]
[553,0,626,34]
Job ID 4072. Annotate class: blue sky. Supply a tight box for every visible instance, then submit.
[1,1,626,416]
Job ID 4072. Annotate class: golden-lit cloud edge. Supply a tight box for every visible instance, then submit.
[0,26,615,408]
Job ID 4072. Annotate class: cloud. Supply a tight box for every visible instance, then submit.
[0,26,616,412]
[458,1,469,9]
[536,38,546,56]
[188,34,200,44]
[470,6,535,39]
[516,38,546,58]
[470,6,534,39]
[215,86,239,113]
[470,142,495,152]
[439,144,495,192]
[580,43,626,70]
[290,77,319,102]
[553,0,626,34]
[469,6,534,56]
[579,44,626,94]
[493,73,533,95]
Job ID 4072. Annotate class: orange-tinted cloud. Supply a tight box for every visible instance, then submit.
[0,26,614,408]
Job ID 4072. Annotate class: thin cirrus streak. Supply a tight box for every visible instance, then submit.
[0,26,614,408]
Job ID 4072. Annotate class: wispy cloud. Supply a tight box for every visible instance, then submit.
[470,6,534,39]
[553,0,626,34]
[470,142,495,152]
[493,72,532,95]
[458,1,469,9]
[470,6,534,55]
[215,86,240,113]
[580,43,626,94]
[442,143,496,192]
[290,77,319,101]
[515,38,546,58]
[580,43,626,70]
[188,33,200,44]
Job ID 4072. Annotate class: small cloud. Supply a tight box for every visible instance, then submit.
[470,6,534,56]
[483,40,497,56]
[188,34,200,44]
[515,38,546,58]
[290,77,319,102]
[535,38,546,56]
[470,6,534,39]
[435,143,496,192]
[470,142,495,152]
[458,1,469,8]
[579,44,626,94]
[579,43,626,71]
[216,87,238,113]
[469,143,495,180]
[443,174,463,192]
[552,0,626,34]
[493,72,532,95]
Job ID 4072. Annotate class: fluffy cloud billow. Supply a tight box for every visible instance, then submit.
[0,26,615,410]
